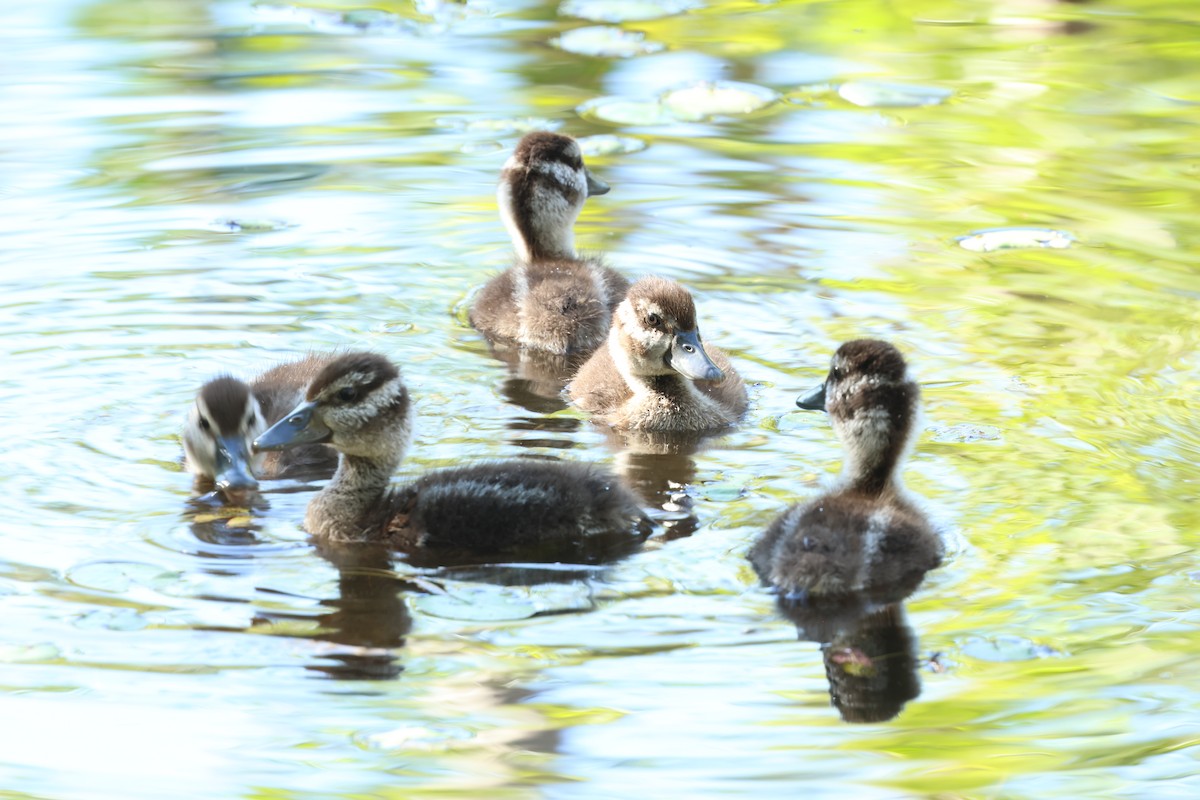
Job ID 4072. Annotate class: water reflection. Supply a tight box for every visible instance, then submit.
[775,596,921,724]
[489,344,579,413]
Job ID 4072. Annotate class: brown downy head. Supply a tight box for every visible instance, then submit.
[183,376,266,499]
[498,131,610,263]
[256,352,412,463]
[797,339,919,495]
[611,276,724,382]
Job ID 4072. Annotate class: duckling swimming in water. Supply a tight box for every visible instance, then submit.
[469,131,628,357]
[183,355,339,501]
[749,340,942,603]
[568,276,747,432]
[254,351,649,564]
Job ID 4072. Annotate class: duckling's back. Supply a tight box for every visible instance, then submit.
[750,491,942,603]
[383,459,649,564]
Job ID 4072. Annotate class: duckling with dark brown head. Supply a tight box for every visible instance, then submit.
[183,355,339,502]
[254,352,649,564]
[749,340,943,604]
[568,276,747,432]
[469,131,628,357]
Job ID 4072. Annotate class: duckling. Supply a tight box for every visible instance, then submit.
[568,276,747,432]
[183,355,339,500]
[254,351,649,564]
[469,131,628,357]
[749,340,942,603]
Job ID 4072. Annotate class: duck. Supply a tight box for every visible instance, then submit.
[183,355,339,501]
[469,130,629,358]
[568,276,747,432]
[253,351,650,564]
[749,340,943,604]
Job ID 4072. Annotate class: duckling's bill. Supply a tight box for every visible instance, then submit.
[215,434,258,493]
[585,169,610,197]
[255,401,331,450]
[667,330,724,382]
[796,383,826,411]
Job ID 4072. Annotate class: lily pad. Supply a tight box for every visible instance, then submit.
[577,96,673,126]
[661,81,780,121]
[957,227,1075,253]
[552,25,664,58]
[560,0,699,23]
[577,133,647,156]
[838,80,953,108]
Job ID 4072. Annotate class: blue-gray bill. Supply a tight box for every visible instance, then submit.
[585,169,610,197]
[796,383,827,411]
[254,401,331,451]
[215,433,258,493]
[668,329,724,382]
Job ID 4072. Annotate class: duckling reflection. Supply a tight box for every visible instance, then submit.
[470,131,628,360]
[254,352,651,567]
[569,277,747,433]
[183,355,339,505]
[610,443,702,542]
[776,596,921,724]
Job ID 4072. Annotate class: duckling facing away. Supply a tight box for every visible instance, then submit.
[183,355,339,499]
[749,340,943,604]
[254,352,650,564]
[568,276,747,432]
[469,131,628,357]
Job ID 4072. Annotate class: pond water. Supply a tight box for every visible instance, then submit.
[2,0,1198,797]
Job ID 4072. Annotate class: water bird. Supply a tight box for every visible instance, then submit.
[183,355,339,502]
[568,276,747,432]
[749,340,942,603]
[469,130,628,358]
[254,352,650,564]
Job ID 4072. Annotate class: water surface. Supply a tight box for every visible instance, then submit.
[1,0,1198,797]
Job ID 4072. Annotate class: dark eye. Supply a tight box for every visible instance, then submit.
[830,367,843,380]
[199,418,211,432]
[338,387,358,402]
[646,313,661,327]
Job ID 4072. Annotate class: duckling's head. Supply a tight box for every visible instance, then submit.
[498,131,610,263]
[183,377,266,501]
[798,339,919,493]
[612,276,724,382]
[255,352,412,465]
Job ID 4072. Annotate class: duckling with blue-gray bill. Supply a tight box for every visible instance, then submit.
[254,352,650,564]
[568,276,747,433]
[183,355,339,502]
[469,131,628,358]
[749,340,943,604]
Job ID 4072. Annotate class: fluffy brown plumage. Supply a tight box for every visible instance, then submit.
[254,352,650,565]
[569,276,747,432]
[749,340,942,603]
[469,131,628,357]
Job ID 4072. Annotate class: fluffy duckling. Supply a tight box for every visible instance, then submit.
[749,340,942,603]
[183,356,339,500]
[254,352,649,563]
[469,131,628,357]
[568,276,747,432]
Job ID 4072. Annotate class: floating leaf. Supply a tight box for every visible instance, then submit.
[577,134,647,156]
[552,25,664,58]
[838,80,953,108]
[560,0,699,23]
[661,81,780,121]
[957,227,1075,253]
[578,97,673,126]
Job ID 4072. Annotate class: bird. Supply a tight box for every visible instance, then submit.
[254,351,650,565]
[469,130,628,358]
[749,339,943,604]
[568,276,747,432]
[183,355,339,502]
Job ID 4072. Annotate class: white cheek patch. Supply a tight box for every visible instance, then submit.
[497,179,531,263]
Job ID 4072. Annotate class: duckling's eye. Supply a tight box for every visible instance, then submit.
[338,387,359,402]
[646,313,661,327]
[199,417,211,432]
[830,367,843,381]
